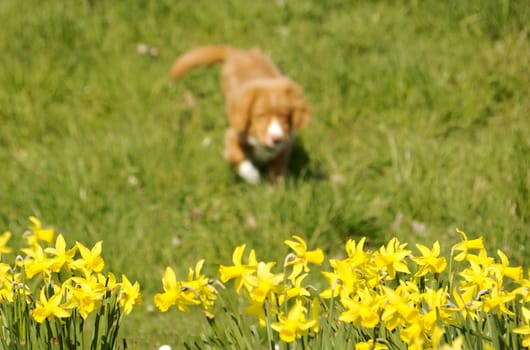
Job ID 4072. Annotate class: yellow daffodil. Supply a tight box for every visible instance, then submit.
[310,297,320,333]
[381,286,418,331]
[284,235,324,281]
[118,274,142,315]
[344,237,371,269]
[153,232,530,347]
[466,248,494,270]
[399,320,424,349]
[0,262,12,281]
[284,273,310,301]
[154,261,215,313]
[412,241,447,277]
[374,237,411,279]
[492,249,523,282]
[219,244,258,294]
[452,287,481,321]
[422,287,457,323]
[429,326,446,349]
[183,259,217,310]
[71,241,104,276]
[320,257,366,299]
[339,288,381,328]
[438,336,463,350]
[355,340,388,350]
[0,231,13,258]
[32,286,71,323]
[154,266,183,312]
[452,229,484,261]
[513,273,530,303]
[0,263,18,302]
[398,280,422,305]
[244,300,270,327]
[459,259,495,293]
[44,234,77,273]
[22,244,53,279]
[513,307,530,347]
[249,261,283,304]
[97,271,117,289]
[64,276,106,319]
[320,262,347,299]
[26,216,55,247]
[482,285,515,315]
[271,299,317,343]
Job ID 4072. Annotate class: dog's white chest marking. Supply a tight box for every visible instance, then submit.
[247,135,289,163]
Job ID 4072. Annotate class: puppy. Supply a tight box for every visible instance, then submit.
[170,45,310,184]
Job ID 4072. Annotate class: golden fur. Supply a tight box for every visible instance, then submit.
[170,45,310,184]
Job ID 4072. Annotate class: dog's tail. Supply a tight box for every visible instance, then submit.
[169,45,233,80]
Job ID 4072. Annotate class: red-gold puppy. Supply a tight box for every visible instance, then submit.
[170,45,310,184]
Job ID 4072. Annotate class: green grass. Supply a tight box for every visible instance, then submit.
[1,0,529,348]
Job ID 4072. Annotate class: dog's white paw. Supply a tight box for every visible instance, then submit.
[238,160,260,184]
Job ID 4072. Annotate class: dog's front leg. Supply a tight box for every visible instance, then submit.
[224,129,260,184]
[267,144,292,184]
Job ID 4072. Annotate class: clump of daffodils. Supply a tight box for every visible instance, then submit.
[156,231,530,349]
[0,217,141,349]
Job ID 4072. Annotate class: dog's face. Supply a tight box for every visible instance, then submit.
[227,78,310,148]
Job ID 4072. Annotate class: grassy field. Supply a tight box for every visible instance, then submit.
[1,0,529,348]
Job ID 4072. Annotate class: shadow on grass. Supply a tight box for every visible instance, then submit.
[287,137,327,182]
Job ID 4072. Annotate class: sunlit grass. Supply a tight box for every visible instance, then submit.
[1,0,529,347]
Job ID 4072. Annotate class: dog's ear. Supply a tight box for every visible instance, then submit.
[227,85,257,132]
[285,81,310,130]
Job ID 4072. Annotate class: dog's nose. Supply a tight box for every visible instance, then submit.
[270,134,283,144]
[267,119,285,145]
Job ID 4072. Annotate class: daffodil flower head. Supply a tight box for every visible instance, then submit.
[44,234,77,273]
[31,285,71,323]
[244,300,269,327]
[452,287,481,321]
[185,259,217,310]
[98,271,117,289]
[284,235,324,281]
[271,299,317,343]
[452,229,484,262]
[493,249,523,282]
[399,320,424,348]
[339,288,381,328]
[412,240,447,277]
[344,237,371,269]
[154,262,215,313]
[70,241,104,277]
[381,285,418,331]
[21,244,53,279]
[320,257,367,299]
[513,307,530,347]
[154,266,180,312]
[118,274,142,315]
[249,261,283,304]
[0,231,13,259]
[284,273,310,301]
[25,216,55,247]
[64,276,106,319]
[374,237,411,280]
[0,263,21,302]
[219,244,258,294]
